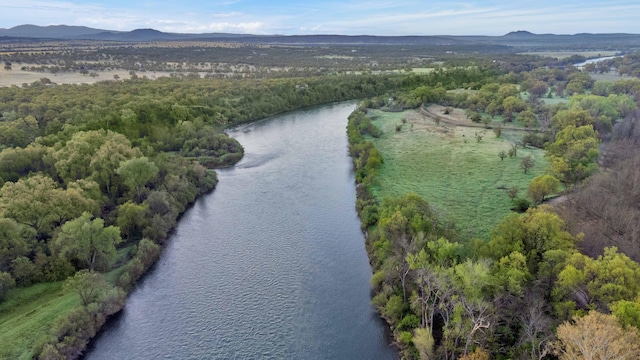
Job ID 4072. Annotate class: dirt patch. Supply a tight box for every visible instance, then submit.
[0,66,182,87]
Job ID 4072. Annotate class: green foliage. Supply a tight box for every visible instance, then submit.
[611,300,640,330]
[52,212,121,272]
[554,248,640,316]
[384,295,406,323]
[116,156,159,200]
[413,327,435,360]
[546,125,600,185]
[527,174,560,205]
[0,271,15,300]
[63,270,109,306]
[0,174,97,239]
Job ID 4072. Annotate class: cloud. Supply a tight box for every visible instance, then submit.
[0,0,639,35]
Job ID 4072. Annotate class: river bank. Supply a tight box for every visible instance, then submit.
[84,103,397,359]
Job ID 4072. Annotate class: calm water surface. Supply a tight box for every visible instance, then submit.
[86,103,397,359]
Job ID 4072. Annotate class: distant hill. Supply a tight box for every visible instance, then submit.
[1,25,640,50]
[0,24,114,38]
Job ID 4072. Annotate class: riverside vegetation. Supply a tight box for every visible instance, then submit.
[0,73,406,359]
[2,36,640,359]
[348,60,640,358]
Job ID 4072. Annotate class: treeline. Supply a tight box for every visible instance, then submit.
[0,73,407,358]
[348,67,640,358]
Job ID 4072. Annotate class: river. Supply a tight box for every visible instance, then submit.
[85,102,397,359]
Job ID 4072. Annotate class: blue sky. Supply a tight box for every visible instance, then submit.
[0,0,639,35]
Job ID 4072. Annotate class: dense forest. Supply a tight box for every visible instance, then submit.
[348,61,640,358]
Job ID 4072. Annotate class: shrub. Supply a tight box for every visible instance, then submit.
[512,198,531,212]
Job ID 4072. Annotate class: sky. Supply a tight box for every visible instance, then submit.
[0,0,639,36]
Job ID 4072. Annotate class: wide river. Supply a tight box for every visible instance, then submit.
[85,102,397,359]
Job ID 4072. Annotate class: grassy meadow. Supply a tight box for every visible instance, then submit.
[0,283,80,359]
[367,109,547,239]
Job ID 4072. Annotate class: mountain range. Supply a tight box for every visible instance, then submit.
[1,25,640,48]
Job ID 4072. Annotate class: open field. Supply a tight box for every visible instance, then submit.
[0,66,186,87]
[368,108,547,239]
[0,283,80,359]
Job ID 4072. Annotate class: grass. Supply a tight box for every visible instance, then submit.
[0,282,80,359]
[368,109,547,240]
[0,253,129,359]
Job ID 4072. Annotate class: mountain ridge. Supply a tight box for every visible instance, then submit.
[2,25,640,47]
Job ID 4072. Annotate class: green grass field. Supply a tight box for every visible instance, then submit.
[0,282,80,359]
[368,109,547,239]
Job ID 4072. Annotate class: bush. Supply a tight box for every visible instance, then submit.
[512,198,531,212]
[384,295,406,323]
[397,314,420,331]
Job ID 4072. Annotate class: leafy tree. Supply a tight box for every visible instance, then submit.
[517,110,537,128]
[611,299,640,331]
[546,125,599,185]
[0,174,96,238]
[0,271,15,300]
[527,175,560,205]
[116,202,149,240]
[116,157,159,201]
[413,327,435,360]
[552,311,640,359]
[63,269,109,306]
[0,217,34,272]
[520,155,535,174]
[553,247,640,314]
[52,212,121,272]
[10,256,37,286]
[502,96,526,122]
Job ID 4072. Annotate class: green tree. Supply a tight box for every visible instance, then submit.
[527,175,560,205]
[0,174,96,238]
[63,269,109,306]
[0,271,15,300]
[116,202,149,240]
[502,96,526,122]
[520,155,535,174]
[52,212,121,271]
[116,157,159,201]
[546,125,599,185]
[413,327,435,360]
[517,110,538,128]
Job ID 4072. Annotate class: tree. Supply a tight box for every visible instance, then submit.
[502,96,526,122]
[116,202,149,240]
[517,110,538,128]
[546,125,599,185]
[63,269,109,306]
[0,174,96,239]
[520,155,535,174]
[0,271,15,300]
[52,212,121,272]
[116,157,159,201]
[527,175,560,205]
[413,327,435,360]
[507,186,519,201]
[498,150,506,161]
[552,311,640,359]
